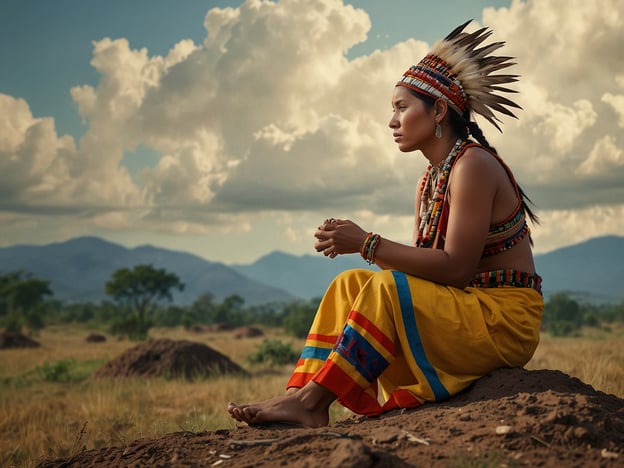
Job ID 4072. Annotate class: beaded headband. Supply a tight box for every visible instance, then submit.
[396,20,521,131]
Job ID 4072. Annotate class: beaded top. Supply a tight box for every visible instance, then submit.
[416,141,530,258]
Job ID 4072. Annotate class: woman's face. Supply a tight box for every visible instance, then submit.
[388,86,436,152]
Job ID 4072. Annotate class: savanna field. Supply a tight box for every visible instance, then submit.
[1,323,623,468]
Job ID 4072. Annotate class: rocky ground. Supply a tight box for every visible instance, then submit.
[38,367,624,467]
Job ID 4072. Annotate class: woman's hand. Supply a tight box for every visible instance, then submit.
[314,218,369,258]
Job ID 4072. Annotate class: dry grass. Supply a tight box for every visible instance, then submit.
[526,322,624,397]
[1,323,622,468]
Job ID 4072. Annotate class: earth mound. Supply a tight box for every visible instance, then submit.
[0,331,40,349]
[92,338,248,380]
[85,333,107,343]
[233,326,264,339]
[38,367,623,467]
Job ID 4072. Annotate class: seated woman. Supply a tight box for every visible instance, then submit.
[228,20,543,428]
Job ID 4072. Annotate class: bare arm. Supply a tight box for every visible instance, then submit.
[315,148,497,288]
[375,174,424,270]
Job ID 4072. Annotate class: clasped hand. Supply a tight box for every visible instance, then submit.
[314,218,368,259]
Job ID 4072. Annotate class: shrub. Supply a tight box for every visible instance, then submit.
[246,339,299,366]
[36,360,73,382]
[108,315,151,341]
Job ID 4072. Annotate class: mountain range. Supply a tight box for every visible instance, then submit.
[0,235,622,306]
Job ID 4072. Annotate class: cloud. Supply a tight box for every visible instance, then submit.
[602,90,624,127]
[483,0,624,211]
[0,94,76,209]
[1,0,622,256]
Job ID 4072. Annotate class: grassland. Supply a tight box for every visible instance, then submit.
[1,323,622,468]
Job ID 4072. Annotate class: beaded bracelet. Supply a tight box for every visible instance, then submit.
[361,232,381,265]
[360,232,373,258]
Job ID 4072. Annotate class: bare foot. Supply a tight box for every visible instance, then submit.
[227,382,335,428]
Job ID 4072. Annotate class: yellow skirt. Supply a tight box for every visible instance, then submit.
[287,269,543,416]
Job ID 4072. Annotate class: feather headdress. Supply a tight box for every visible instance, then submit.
[397,20,520,131]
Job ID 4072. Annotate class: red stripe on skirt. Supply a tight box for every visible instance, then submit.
[313,360,383,416]
[348,310,397,356]
[306,333,338,344]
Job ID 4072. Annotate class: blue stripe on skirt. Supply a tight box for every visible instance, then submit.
[392,270,450,401]
[301,346,332,361]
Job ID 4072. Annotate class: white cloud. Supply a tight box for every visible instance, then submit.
[0,94,76,208]
[602,92,624,127]
[533,205,624,254]
[481,0,624,256]
[576,136,624,176]
[1,0,623,258]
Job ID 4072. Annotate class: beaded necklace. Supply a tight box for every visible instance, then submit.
[416,138,467,248]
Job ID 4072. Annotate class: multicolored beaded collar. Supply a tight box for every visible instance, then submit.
[416,138,467,248]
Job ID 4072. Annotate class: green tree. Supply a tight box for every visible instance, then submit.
[544,293,582,323]
[283,297,320,338]
[0,271,52,332]
[543,292,583,336]
[190,292,217,323]
[211,294,246,325]
[105,264,184,338]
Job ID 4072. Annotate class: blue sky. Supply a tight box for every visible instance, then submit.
[0,0,511,141]
[0,0,623,263]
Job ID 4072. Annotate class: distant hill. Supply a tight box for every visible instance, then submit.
[533,235,624,303]
[235,236,624,303]
[231,251,377,300]
[0,237,295,306]
[1,235,622,306]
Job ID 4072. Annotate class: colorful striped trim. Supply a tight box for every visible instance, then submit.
[300,346,332,361]
[482,210,529,258]
[333,325,390,382]
[348,310,397,357]
[313,360,384,416]
[392,271,451,402]
[397,54,467,114]
[470,269,542,295]
[306,333,338,344]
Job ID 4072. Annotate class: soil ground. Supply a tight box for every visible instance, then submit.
[38,367,624,467]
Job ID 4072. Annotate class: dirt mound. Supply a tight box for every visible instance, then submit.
[92,338,248,380]
[0,331,40,349]
[233,326,264,339]
[85,333,107,343]
[38,368,624,467]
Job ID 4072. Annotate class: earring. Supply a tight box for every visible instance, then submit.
[435,123,442,139]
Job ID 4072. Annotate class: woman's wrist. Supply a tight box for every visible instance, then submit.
[360,232,381,265]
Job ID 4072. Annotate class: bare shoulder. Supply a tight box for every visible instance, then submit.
[451,146,500,182]
[455,146,499,170]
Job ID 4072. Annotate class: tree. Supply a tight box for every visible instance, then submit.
[544,293,582,323]
[0,271,53,332]
[105,264,184,337]
[214,294,246,325]
[190,292,217,323]
[543,292,583,336]
[283,297,320,338]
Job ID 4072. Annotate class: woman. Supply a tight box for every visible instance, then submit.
[228,20,543,428]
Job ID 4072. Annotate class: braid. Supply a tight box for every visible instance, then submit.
[466,120,497,155]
